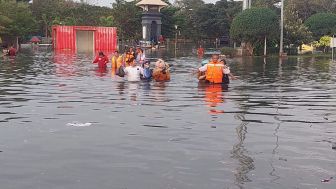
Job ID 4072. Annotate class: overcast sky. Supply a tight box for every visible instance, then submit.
[79,0,229,7]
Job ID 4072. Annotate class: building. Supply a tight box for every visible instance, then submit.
[136,0,168,42]
[52,25,117,53]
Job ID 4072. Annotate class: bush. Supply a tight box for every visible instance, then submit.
[220,47,236,57]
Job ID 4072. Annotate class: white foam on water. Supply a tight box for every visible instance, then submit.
[66,122,93,127]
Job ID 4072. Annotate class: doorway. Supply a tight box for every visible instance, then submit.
[150,21,157,43]
[76,30,94,53]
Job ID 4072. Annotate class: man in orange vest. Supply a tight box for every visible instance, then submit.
[198,54,230,84]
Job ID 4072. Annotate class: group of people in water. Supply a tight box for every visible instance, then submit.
[93,46,236,84]
[93,46,170,82]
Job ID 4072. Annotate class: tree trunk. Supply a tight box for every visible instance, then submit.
[246,42,254,56]
[45,24,48,38]
[16,37,19,50]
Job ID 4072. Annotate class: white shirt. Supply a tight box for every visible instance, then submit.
[124,66,144,81]
[198,64,230,74]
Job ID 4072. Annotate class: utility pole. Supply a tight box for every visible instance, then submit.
[243,0,251,10]
[175,25,178,57]
[279,0,284,56]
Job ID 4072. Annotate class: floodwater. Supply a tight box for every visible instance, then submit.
[0,47,335,189]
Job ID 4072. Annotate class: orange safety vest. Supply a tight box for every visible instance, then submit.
[111,56,117,68]
[125,52,134,66]
[116,55,123,69]
[205,61,224,84]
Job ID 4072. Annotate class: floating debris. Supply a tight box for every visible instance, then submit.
[332,143,336,150]
[279,157,287,161]
[321,177,333,183]
[66,122,92,127]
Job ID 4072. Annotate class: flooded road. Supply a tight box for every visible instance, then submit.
[0,48,335,189]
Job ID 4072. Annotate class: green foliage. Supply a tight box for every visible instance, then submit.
[0,14,12,33]
[230,8,278,55]
[284,0,313,46]
[161,6,178,38]
[312,35,331,47]
[99,16,115,27]
[52,16,78,26]
[111,0,142,40]
[0,0,37,42]
[220,47,236,57]
[318,36,332,47]
[288,0,336,21]
[31,0,113,36]
[253,0,280,9]
[305,13,336,38]
[173,0,241,41]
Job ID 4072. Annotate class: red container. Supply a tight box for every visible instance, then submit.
[52,25,117,53]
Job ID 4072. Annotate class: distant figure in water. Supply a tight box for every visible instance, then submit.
[197,45,204,58]
[111,50,123,69]
[136,48,146,66]
[142,60,152,80]
[153,59,170,82]
[7,45,17,57]
[93,51,109,70]
[2,45,9,55]
[125,47,135,67]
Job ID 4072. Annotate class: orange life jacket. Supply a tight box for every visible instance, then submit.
[205,61,224,84]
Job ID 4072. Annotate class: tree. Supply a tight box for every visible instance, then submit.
[288,0,336,21]
[175,0,204,10]
[31,0,113,37]
[230,8,278,55]
[214,0,242,38]
[99,16,115,27]
[312,35,332,52]
[111,0,142,41]
[161,6,179,38]
[0,14,12,33]
[284,0,313,47]
[0,0,37,46]
[253,0,280,9]
[305,13,336,38]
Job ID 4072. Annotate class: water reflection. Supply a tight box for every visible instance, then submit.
[232,113,255,188]
[198,83,227,115]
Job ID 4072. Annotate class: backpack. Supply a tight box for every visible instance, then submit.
[117,66,125,77]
